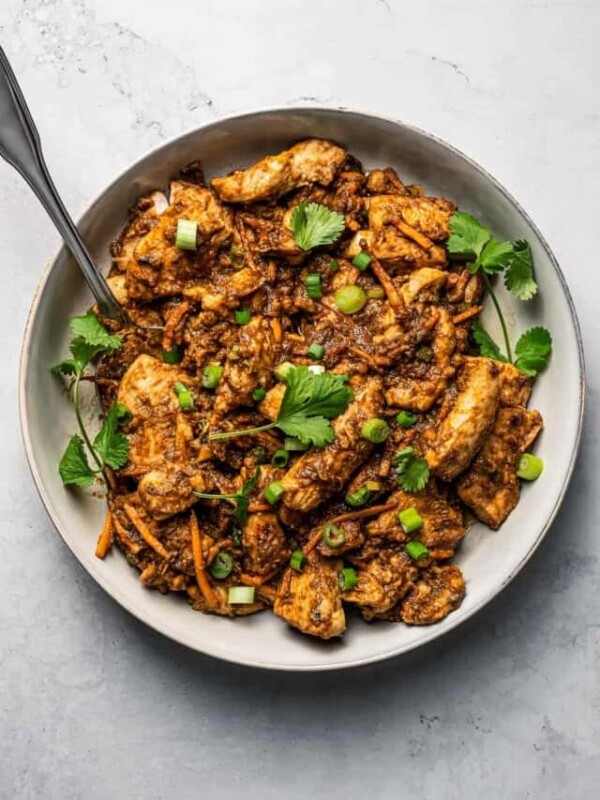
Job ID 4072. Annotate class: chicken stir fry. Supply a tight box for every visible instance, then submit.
[62,139,547,640]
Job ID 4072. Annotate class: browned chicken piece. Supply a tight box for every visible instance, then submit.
[315,518,365,557]
[345,228,447,271]
[497,362,534,407]
[367,195,455,242]
[280,377,384,512]
[186,266,266,311]
[344,546,418,619]
[117,354,188,421]
[126,182,235,300]
[399,565,466,625]
[367,483,465,559]
[457,406,543,529]
[242,513,290,575]
[211,139,347,203]
[384,307,456,412]
[241,214,302,260]
[215,316,278,414]
[400,267,448,305]
[425,356,501,480]
[189,584,265,617]
[273,552,346,639]
[110,191,168,272]
[366,168,409,196]
[258,382,286,421]
[137,466,216,520]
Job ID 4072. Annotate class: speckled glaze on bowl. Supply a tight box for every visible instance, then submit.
[19,108,584,671]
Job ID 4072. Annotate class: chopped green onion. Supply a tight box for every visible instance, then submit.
[290,550,307,571]
[398,507,424,534]
[345,485,372,508]
[416,345,433,362]
[284,437,310,452]
[306,342,325,360]
[405,541,429,561]
[361,418,391,443]
[265,481,285,505]
[306,272,323,299]
[308,364,325,375]
[162,345,182,364]
[228,586,256,604]
[329,259,340,272]
[366,286,385,300]
[334,285,367,314]
[352,251,372,271]
[517,453,544,481]
[230,526,242,547]
[396,410,418,428]
[209,551,234,579]
[271,449,290,469]
[173,381,195,411]
[274,361,295,381]
[252,445,268,465]
[175,219,198,251]
[252,387,267,402]
[235,308,252,325]
[338,567,358,591]
[393,446,415,464]
[202,364,223,389]
[322,523,346,548]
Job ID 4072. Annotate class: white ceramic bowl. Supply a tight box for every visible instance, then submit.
[19,108,584,670]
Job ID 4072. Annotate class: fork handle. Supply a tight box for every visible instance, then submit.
[0,46,126,322]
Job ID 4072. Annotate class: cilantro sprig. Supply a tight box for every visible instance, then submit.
[194,468,260,526]
[208,366,354,447]
[52,312,130,487]
[447,211,552,375]
[290,202,345,251]
[393,447,430,493]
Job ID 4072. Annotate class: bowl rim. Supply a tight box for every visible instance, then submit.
[18,105,586,671]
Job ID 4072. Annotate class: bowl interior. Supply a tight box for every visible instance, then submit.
[20,109,583,670]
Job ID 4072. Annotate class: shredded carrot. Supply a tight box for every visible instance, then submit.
[190,510,218,606]
[286,333,306,343]
[240,568,279,587]
[123,504,171,560]
[112,515,144,554]
[270,318,283,343]
[139,564,157,583]
[370,257,403,311]
[256,585,277,601]
[328,501,398,526]
[162,300,190,351]
[423,309,441,331]
[247,502,271,513]
[348,344,386,370]
[452,305,483,325]
[395,219,434,250]
[95,510,113,559]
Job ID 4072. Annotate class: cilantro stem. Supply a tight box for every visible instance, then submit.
[208,422,277,441]
[73,372,106,476]
[482,274,512,362]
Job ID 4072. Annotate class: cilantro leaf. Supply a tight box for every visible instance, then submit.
[51,359,79,376]
[290,202,346,251]
[276,367,353,446]
[514,327,552,376]
[447,211,491,260]
[93,404,130,470]
[478,238,513,275]
[208,366,353,447]
[393,447,430,493]
[504,239,538,300]
[471,320,508,362]
[277,414,336,447]
[59,435,96,487]
[70,311,122,350]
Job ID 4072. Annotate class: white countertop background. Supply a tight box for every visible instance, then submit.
[1,1,599,797]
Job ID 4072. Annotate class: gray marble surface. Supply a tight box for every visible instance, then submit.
[0,1,598,797]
